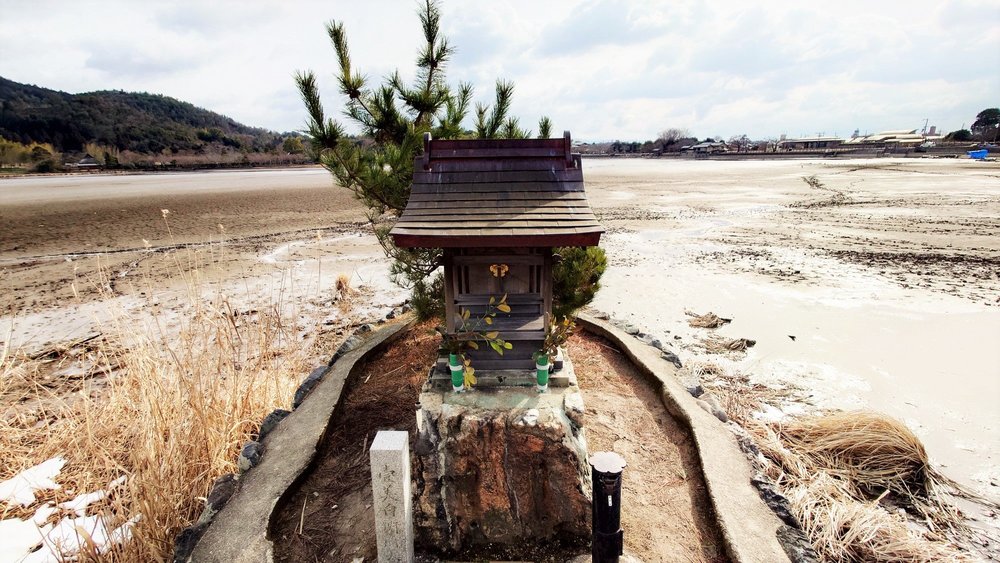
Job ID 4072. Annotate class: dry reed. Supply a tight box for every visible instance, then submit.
[1,246,305,560]
[748,413,984,561]
[693,363,991,561]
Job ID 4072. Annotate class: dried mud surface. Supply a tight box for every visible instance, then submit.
[1,167,407,419]
[589,159,1000,305]
[584,158,1000,503]
[0,168,367,313]
[3,160,998,554]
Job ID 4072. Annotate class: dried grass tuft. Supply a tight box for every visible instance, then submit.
[784,472,971,562]
[1,254,304,561]
[695,365,992,561]
[746,412,989,561]
[780,412,930,497]
[694,362,797,425]
[335,273,353,300]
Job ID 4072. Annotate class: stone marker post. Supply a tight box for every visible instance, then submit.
[590,451,627,563]
[370,430,413,563]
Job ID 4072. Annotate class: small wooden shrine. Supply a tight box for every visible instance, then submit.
[390,132,603,371]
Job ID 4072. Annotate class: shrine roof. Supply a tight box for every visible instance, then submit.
[389,132,603,248]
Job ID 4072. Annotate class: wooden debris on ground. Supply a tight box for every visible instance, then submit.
[685,311,732,329]
[698,335,756,354]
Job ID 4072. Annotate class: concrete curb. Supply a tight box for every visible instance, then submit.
[576,313,791,563]
[188,315,416,563]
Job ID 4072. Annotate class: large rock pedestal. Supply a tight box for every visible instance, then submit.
[412,360,592,552]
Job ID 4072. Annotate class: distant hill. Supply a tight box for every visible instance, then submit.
[0,76,284,154]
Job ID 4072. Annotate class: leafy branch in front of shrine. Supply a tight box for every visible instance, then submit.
[435,294,513,388]
[535,314,576,362]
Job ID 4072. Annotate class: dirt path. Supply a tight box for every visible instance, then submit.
[570,332,726,563]
[271,323,438,563]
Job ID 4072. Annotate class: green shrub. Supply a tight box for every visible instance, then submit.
[31,159,60,173]
[552,246,607,319]
[410,272,445,321]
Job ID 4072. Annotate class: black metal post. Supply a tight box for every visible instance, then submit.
[590,451,626,563]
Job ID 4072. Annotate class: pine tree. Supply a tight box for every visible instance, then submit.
[296,0,549,307]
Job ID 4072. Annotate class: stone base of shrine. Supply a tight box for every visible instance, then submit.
[412,353,592,552]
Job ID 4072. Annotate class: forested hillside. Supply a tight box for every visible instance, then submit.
[0,76,286,154]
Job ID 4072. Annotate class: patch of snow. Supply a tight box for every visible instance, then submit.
[24,515,108,562]
[753,403,786,422]
[58,490,108,517]
[0,516,51,562]
[1,473,136,562]
[0,457,66,507]
[31,504,58,526]
[55,474,126,517]
[17,513,139,562]
[780,402,807,417]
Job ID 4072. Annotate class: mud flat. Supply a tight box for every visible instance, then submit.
[583,157,1000,507]
[2,159,998,530]
[0,167,407,374]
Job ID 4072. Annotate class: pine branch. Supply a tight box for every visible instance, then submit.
[538,116,552,139]
[435,82,472,139]
[298,4,553,293]
[474,102,490,138]
[327,21,363,99]
[412,0,452,127]
[294,70,342,151]
[475,80,516,139]
[502,116,528,139]
[328,20,383,131]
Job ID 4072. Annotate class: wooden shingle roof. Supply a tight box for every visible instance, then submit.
[390,132,604,248]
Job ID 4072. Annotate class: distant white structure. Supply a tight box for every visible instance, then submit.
[842,128,944,147]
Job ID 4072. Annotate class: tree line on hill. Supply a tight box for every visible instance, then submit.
[0,76,311,171]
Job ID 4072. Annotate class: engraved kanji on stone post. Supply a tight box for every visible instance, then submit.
[369,430,413,562]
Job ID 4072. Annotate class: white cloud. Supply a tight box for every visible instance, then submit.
[0,0,996,140]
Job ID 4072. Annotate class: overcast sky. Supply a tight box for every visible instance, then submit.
[1,0,998,141]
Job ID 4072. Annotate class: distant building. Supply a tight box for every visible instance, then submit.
[684,141,728,154]
[777,136,844,150]
[74,154,101,168]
